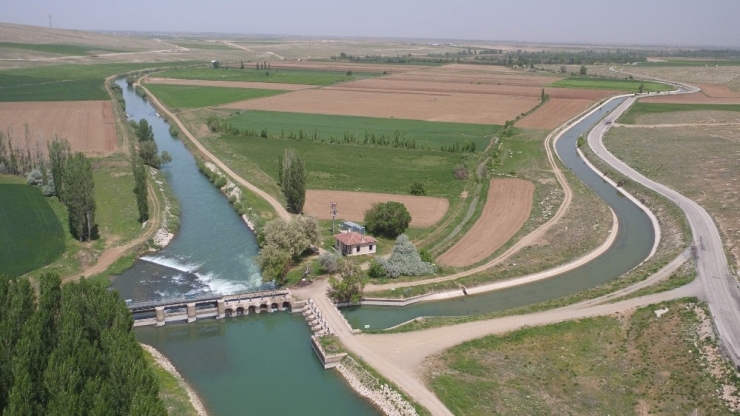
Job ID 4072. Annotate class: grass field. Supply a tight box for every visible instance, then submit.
[0,41,124,56]
[215,134,469,199]
[154,67,378,86]
[92,155,144,243]
[619,102,740,124]
[225,110,498,151]
[0,61,200,101]
[428,300,737,415]
[551,77,673,92]
[145,84,286,108]
[0,184,65,278]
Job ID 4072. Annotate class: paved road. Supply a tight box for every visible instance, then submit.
[587,85,740,366]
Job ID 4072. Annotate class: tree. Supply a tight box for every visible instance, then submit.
[257,216,321,285]
[375,234,435,278]
[132,149,148,223]
[560,65,567,74]
[134,119,154,142]
[328,260,367,304]
[240,61,244,69]
[257,245,291,285]
[580,65,587,76]
[638,82,645,93]
[410,181,426,196]
[364,201,411,238]
[280,149,306,213]
[138,140,161,168]
[47,137,71,202]
[64,152,96,241]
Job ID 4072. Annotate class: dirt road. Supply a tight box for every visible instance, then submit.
[138,78,291,221]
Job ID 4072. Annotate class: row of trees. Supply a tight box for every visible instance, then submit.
[0,274,166,414]
[47,138,97,241]
[132,119,171,169]
[0,128,46,177]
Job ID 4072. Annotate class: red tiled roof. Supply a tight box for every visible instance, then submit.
[334,232,376,246]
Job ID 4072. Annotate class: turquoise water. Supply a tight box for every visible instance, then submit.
[342,98,656,330]
[112,79,377,415]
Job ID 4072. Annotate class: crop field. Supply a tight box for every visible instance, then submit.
[0,41,124,56]
[0,101,117,154]
[303,190,449,227]
[0,184,65,278]
[224,110,499,151]
[153,67,377,86]
[637,59,740,67]
[619,102,740,124]
[427,300,738,415]
[146,77,314,91]
[436,179,534,267]
[605,123,740,275]
[213,134,468,199]
[641,83,740,105]
[551,77,673,92]
[0,61,201,101]
[144,84,286,109]
[516,98,594,129]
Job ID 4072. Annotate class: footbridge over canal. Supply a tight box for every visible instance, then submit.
[129,289,305,327]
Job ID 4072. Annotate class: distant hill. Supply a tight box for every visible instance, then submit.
[0,22,164,52]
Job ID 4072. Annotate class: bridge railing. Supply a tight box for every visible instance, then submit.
[126,289,291,312]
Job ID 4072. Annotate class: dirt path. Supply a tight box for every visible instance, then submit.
[137,77,291,221]
[222,41,254,52]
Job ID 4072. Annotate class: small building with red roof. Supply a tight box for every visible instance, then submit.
[334,231,377,256]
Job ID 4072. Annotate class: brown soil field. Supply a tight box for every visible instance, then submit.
[223,88,540,124]
[303,190,449,228]
[605,124,740,275]
[630,110,740,126]
[268,61,422,74]
[145,77,316,91]
[0,101,117,154]
[696,84,740,98]
[437,178,535,267]
[516,98,595,129]
[388,64,562,87]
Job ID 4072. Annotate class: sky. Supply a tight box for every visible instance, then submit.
[2,0,740,47]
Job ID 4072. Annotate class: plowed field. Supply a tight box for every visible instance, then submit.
[437,178,534,267]
[146,77,315,91]
[517,98,595,129]
[303,190,449,227]
[0,101,116,154]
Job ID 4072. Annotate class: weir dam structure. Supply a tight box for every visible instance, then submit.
[128,289,305,327]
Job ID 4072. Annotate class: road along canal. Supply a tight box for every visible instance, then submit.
[112,79,378,416]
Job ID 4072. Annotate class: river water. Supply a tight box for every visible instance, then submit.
[342,97,656,330]
[114,82,654,415]
[112,80,377,416]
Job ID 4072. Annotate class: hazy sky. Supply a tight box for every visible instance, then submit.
[2,0,739,47]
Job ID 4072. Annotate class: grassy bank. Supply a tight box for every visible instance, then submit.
[427,300,739,415]
[619,102,740,124]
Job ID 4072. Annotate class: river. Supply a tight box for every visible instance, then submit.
[112,79,378,416]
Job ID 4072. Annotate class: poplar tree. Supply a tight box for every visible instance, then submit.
[47,137,71,202]
[280,149,306,213]
[131,146,149,223]
[64,152,96,241]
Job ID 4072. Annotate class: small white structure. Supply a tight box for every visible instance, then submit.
[335,232,377,256]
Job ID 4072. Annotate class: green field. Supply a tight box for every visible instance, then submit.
[217,134,469,199]
[0,41,124,56]
[0,61,201,101]
[0,184,65,278]
[225,111,498,151]
[619,102,740,124]
[155,67,378,86]
[551,77,673,92]
[145,84,286,108]
[636,59,740,67]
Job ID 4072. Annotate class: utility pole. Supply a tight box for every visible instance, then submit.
[330,201,337,233]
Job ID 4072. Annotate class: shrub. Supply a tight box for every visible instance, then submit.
[328,260,366,304]
[168,125,179,137]
[364,201,411,238]
[318,251,342,274]
[376,235,435,278]
[346,70,353,76]
[410,181,426,196]
[419,249,433,264]
[214,176,227,188]
[26,168,43,186]
[454,164,469,180]
[368,260,386,278]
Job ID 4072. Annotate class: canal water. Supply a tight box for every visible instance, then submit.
[112,80,377,416]
[342,97,656,330]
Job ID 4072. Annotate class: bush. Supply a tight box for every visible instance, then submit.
[364,201,411,238]
[368,260,386,278]
[26,168,43,186]
[168,125,179,137]
[328,260,366,304]
[318,251,342,274]
[375,234,435,278]
[410,181,426,196]
[346,70,353,76]
[454,164,469,180]
[214,176,227,188]
[419,249,433,264]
